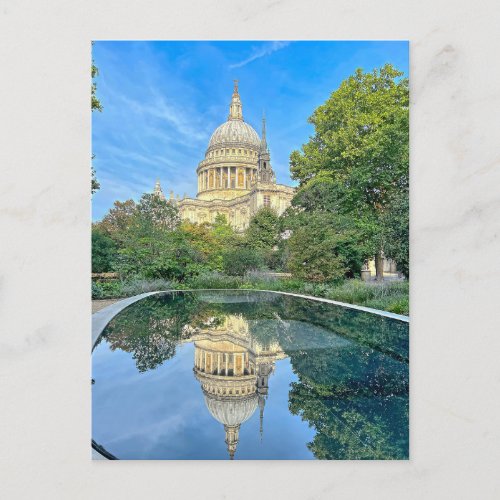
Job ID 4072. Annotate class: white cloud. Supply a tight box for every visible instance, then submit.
[229,41,291,69]
[116,91,209,146]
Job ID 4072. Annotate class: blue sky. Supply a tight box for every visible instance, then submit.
[92,41,408,221]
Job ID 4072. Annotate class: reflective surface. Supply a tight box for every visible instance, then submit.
[92,290,409,460]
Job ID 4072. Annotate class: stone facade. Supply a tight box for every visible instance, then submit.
[155,81,295,230]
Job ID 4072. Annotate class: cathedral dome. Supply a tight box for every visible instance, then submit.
[204,393,258,427]
[206,80,260,153]
[208,120,260,150]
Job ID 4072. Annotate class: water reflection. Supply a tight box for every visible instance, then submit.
[193,314,285,458]
[93,291,409,460]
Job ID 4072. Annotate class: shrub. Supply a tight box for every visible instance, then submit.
[222,247,265,276]
[386,297,409,315]
[121,278,178,296]
[186,271,244,289]
[92,229,117,273]
[91,280,123,299]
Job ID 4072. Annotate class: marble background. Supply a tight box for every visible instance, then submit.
[1,0,499,498]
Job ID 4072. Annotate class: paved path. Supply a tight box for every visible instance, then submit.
[92,299,119,314]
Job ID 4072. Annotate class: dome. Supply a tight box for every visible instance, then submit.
[208,120,260,151]
[204,393,258,427]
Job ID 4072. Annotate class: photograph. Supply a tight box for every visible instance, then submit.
[91,40,409,460]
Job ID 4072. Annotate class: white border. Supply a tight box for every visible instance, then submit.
[3,1,500,497]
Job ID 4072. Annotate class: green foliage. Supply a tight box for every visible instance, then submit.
[91,67,409,305]
[382,189,409,277]
[245,207,281,269]
[117,229,204,281]
[246,207,280,250]
[120,278,178,296]
[91,280,122,299]
[91,228,116,272]
[186,271,245,289]
[102,293,203,372]
[91,46,102,194]
[91,271,408,316]
[222,246,265,276]
[135,193,180,232]
[91,165,100,194]
[91,56,102,113]
[290,64,409,202]
[91,278,178,299]
[287,224,345,282]
[324,279,408,311]
[289,64,409,274]
[112,195,200,281]
[97,199,136,241]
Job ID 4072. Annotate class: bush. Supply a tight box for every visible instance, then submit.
[91,272,408,316]
[222,247,265,276]
[121,278,178,296]
[92,229,117,273]
[186,271,244,289]
[92,278,180,299]
[323,279,409,315]
[91,280,123,299]
[386,297,409,315]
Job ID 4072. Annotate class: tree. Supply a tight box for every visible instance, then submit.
[91,60,103,113]
[382,189,409,277]
[91,47,102,194]
[245,207,281,270]
[286,214,347,282]
[117,229,203,281]
[290,64,409,280]
[282,179,369,280]
[246,207,280,250]
[97,199,137,241]
[222,246,265,276]
[92,227,117,272]
[114,195,202,281]
[135,193,180,233]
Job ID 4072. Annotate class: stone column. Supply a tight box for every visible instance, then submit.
[244,168,247,189]
[227,166,230,188]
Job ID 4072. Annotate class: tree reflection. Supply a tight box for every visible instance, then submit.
[103,292,204,372]
[286,346,409,459]
[97,291,408,459]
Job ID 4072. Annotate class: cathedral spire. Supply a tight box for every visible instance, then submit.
[257,115,276,184]
[258,394,266,443]
[260,112,268,152]
[225,424,240,460]
[228,80,243,121]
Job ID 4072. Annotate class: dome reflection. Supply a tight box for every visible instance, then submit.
[192,314,285,459]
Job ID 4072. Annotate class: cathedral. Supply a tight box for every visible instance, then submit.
[154,81,295,231]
